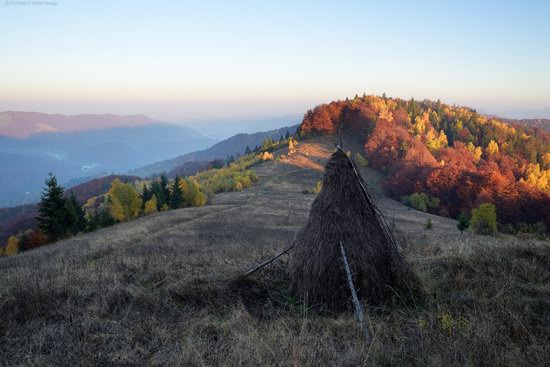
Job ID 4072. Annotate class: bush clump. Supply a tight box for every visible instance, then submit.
[402,192,440,213]
[470,203,497,235]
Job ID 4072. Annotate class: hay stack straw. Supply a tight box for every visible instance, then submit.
[289,148,410,311]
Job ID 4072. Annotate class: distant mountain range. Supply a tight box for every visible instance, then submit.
[498,107,550,120]
[0,111,162,138]
[0,112,217,206]
[501,118,550,131]
[130,124,299,177]
[184,115,301,140]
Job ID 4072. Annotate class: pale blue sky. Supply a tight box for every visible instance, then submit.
[1,0,549,121]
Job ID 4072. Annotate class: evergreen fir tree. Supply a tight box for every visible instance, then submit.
[36,174,69,241]
[159,175,171,206]
[170,176,184,209]
[95,204,116,228]
[244,145,252,155]
[285,131,290,139]
[457,212,470,234]
[140,183,152,205]
[151,181,165,209]
[66,194,86,235]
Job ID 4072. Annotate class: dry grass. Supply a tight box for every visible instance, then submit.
[0,136,548,366]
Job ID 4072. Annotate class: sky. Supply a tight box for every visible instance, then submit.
[1,0,550,122]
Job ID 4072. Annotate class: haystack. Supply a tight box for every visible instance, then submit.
[289,148,412,311]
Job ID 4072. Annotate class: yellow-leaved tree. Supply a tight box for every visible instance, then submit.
[523,163,550,192]
[467,142,483,162]
[5,236,19,256]
[486,140,499,156]
[107,179,142,222]
[426,129,448,153]
[288,139,296,155]
[143,194,158,215]
[410,112,429,135]
[543,152,550,169]
[180,178,207,207]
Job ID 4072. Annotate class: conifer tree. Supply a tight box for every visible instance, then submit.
[244,145,252,155]
[94,203,116,228]
[66,194,86,235]
[151,181,165,209]
[159,175,171,206]
[36,174,69,241]
[285,131,290,139]
[140,183,152,209]
[170,176,184,209]
[457,213,470,234]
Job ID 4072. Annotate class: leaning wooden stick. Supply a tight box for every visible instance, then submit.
[243,245,294,276]
[339,240,371,341]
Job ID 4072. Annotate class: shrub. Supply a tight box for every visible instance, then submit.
[315,180,323,193]
[470,203,497,235]
[402,192,440,213]
[355,152,368,167]
[260,151,274,161]
[23,229,49,250]
[143,195,158,215]
[425,218,433,230]
[457,213,470,233]
[5,236,20,256]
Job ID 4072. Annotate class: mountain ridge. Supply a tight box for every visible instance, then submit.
[0,111,161,138]
[130,124,299,177]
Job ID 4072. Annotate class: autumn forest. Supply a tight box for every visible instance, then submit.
[300,95,550,232]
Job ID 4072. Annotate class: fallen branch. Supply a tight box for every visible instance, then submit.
[339,240,371,341]
[243,245,294,277]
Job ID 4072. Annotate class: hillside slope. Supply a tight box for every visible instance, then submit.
[1,135,548,366]
[301,96,550,230]
[130,125,298,177]
[0,175,141,244]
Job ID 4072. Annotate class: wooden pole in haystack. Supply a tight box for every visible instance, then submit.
[339,242,364,324]
[243,245,293,277]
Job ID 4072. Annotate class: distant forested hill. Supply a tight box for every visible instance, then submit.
[500,118,550,131]
[131,125,299,177]
[300,95,550,229]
